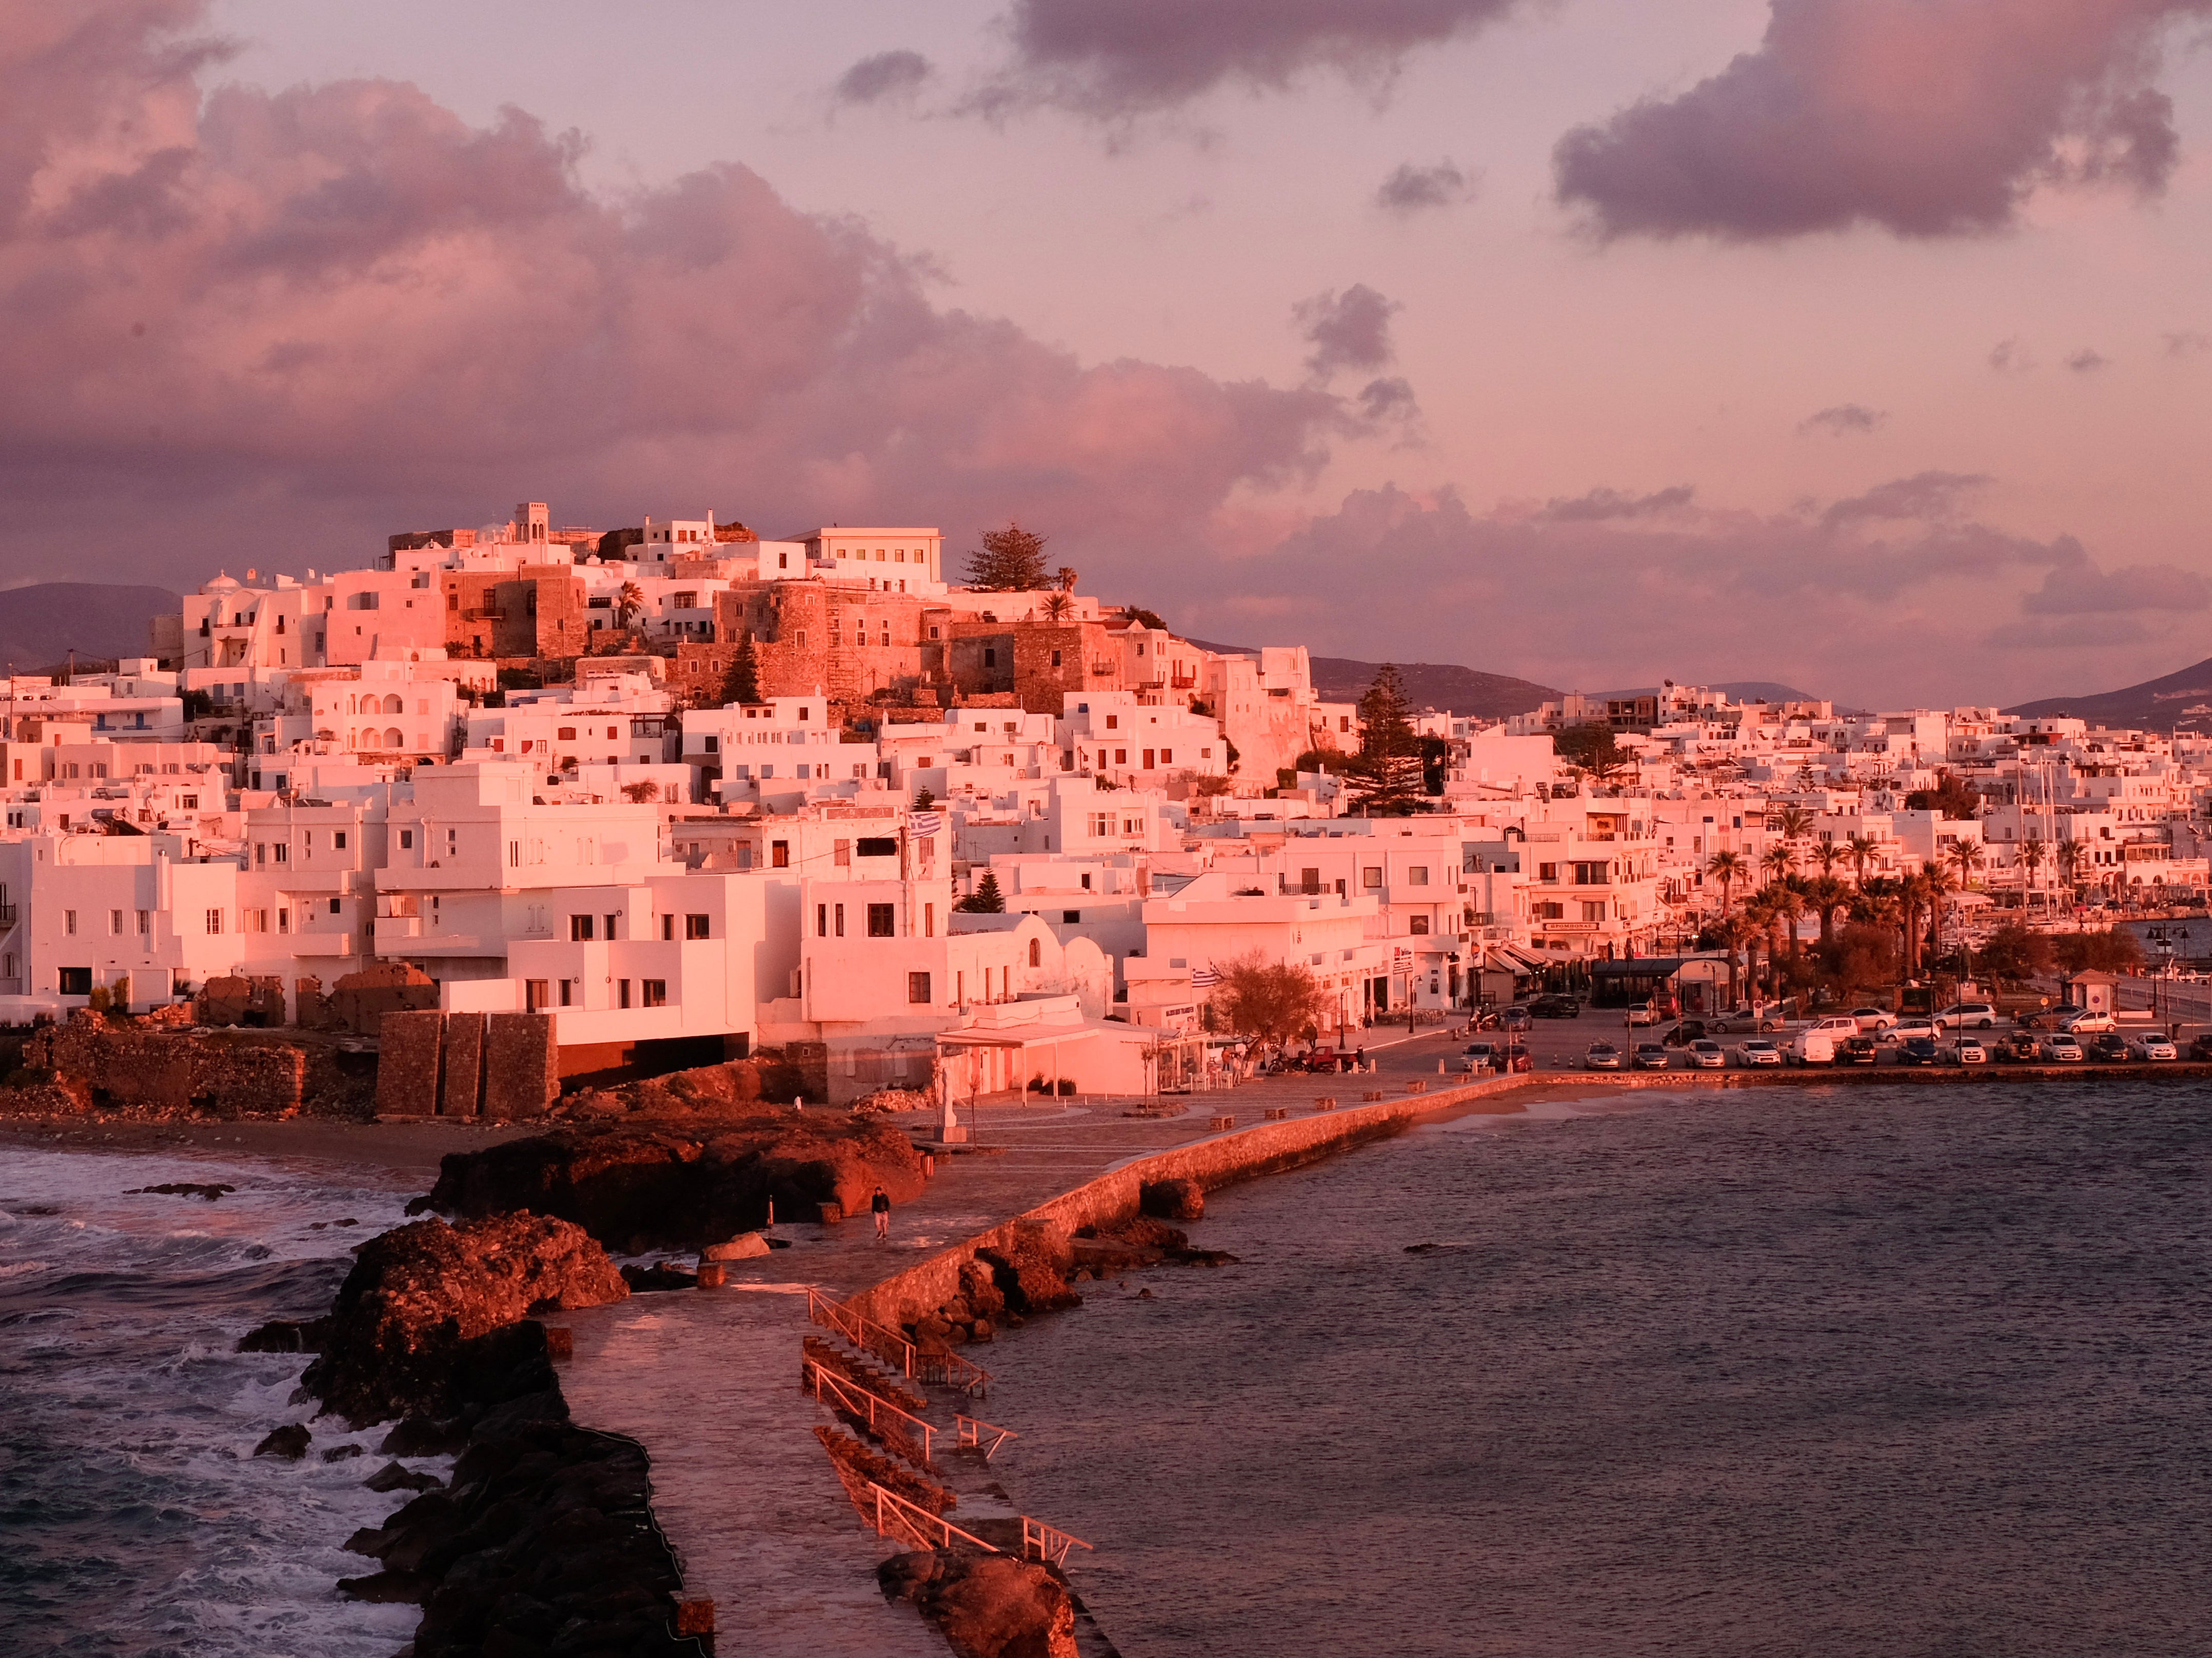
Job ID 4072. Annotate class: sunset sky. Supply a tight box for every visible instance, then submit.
[7,1,2211,708]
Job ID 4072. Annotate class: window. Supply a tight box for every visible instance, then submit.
[686,914,709,939]
[64,910,77,936]
[1407,866,1429,886]
[866,903,896,937]
[204,909,223,935]
[570,915,595,940]
[984,648,996,667]
[816,903,827,938]
[834,838,851,866]
[1582,900,1608,923]
[277,908,288,934]
[641,979,667,1007]
[1572,861,1610,886]
[618,979,631,1009]
[1538,862,1559,882]
[525,979,549,1011]
[108,910,124,935]
[857,837,897,858]
[908,971,932,1004]
[1361,866,1382,890]
[557,978,575,1007]
[136,910,151,935]
[834,902,846,937]
[924,902,935,938]
[1409,915,1431,934]
[1051,649,1062,667]
[272,842,288,863]
[1105,715,1118,730]
[1300,868,1320,894]
[1028,938,1042,967]
[334,831,347,850]
[508,840,521,867]
[58,967,92,997]
[399,829,414,850]
[329,898,342,915]
[771,840,790,869]
[1535,901,1564,920]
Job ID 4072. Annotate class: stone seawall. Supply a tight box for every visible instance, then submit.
[852,1076,1529,1326]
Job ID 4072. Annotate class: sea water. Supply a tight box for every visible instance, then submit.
[0,1147,440,1657]
[982,1083,2212,1657]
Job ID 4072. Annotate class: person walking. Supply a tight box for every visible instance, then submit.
[871,1186,891,1242]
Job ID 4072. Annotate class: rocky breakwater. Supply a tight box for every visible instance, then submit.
[900,1211,1233,1353]
[242,1212,701,1657]
[422,1117,928,1254]
[878,1551,1078,1658]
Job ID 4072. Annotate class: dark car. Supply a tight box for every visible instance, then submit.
[2086,1032,2131,1063]
[1499,1006,1532,1032]
[1839,1035,1879,1065]
[1662,1019,1710,1048]
[1631,1042,1671,1070]
[1895,1036,1940,1066]
[1529,995,1581,1019]
[2191,1033,2212,1062]
[1994,1031,2041,1064]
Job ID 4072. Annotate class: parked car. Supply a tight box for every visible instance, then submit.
[1895,1035,1941,1065]
[2128,1033,2178,1061]
[1947,1036,1989,1066]
[1662,1019,1710,1048]
[1885,1018,1940,1045]
[2058,1010,2116,1035]
[1839,1035,1880,1065]
[1585,1041,1623,1070]
[1462,1041,1504,1073]
[1632,1042,1671,1070]
[2190,1032,2212,1061]
[1500,1006,1532,1032]
[2041,1034,2085,1062]
[1530,995,1581,1019]
[1932,1002,1999,1031]
[1850,1006,1898,1033]
[1300,1047,1350,1073]
[1686,1039,1727,1069]
[1624,1001,1661,1027]
[1994,1031,2041,1063]
[1735,1039,1783,1068]
[1793,1015,1859,1065]
[2085,1032,2131,1063]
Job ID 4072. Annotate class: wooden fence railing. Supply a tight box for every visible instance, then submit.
[808,1286,992,1396]
[1021,1515,1094,1567]
[866,1482,999,1554]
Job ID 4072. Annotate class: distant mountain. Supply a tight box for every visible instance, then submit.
[2009,656,2212,732]
[1184,639,1559,718]
[0,583,176,672]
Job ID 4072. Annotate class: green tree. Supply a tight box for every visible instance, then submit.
[1816,921,1900,998]
[1905,769,1980,820]
[1351,665,1427,814]
[956,871,1006,913]
[1978,923,2053,985]
[1553,721,1625,775]
[720,631,760,706]
[965,521,1050,590]
[2052,927,2144,975]
[1214,952,1332,1047]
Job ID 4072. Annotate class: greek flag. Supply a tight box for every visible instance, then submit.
[908,812,943,837]
[1191,965,1221,989]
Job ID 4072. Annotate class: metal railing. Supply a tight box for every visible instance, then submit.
[805,1358,936,1463]
[1021,1516,1094,1567]
[954,1413,1018,1462]
[866,1482,998,1553]
[806,1286,992,1396]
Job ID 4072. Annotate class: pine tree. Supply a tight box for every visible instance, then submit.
[965,522,1050,590]
[720,631,760,706]
[1351,664,1428,816]
[956,870,1006,913]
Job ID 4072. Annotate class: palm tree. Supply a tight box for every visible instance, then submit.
[1774,803,1815,843]
[1845,834,1881,889]
[1921,864,1958,972]
[1041,592,1074,623]
[1706,848,1746,918]
[1055,566,1079,593]
[1806,873,1850,949]
[1761,841,1795,889]
[1946,839,1981,894]
[1812,839,1844,879]
[615,579,644,633]
[2056,838,2086,905]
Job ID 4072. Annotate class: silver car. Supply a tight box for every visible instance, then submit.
[1687,1039,1727,1069]
[2128,1033,2179,1060]
[1735,1039,1783,1068]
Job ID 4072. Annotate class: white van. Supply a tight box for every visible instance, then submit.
[1793,1016,1860,1064]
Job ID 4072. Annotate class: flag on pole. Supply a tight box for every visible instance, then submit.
[1191,965,1221,989]
[908,812,943,837]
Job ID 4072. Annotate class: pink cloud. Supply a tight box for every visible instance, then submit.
[1555,0,2208,240]
[0,2,1348,584]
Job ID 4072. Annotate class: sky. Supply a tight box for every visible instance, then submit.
[4,0,2211,709]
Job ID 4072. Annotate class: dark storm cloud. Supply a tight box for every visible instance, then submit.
[834,50,933,105]
[1375,159,1473,213]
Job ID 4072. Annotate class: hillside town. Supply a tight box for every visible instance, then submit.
[2,500,2205,1108]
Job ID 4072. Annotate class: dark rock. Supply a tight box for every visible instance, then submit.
[976,1219,1080,1317]
[422,1121,927,1253]
[323,1443,366,1462]
[238,1316,329,1353]
[338,1569,426,1604]
[620,1261,698,1293]
[301,1213,625,1427]
[130,1182,236,1201]
[877,1548,1078,1658]
[381,1417,470,1457]
[1139,1178,1203,1221]
[254,1423,311,1459]
[366,1460,445,1494]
